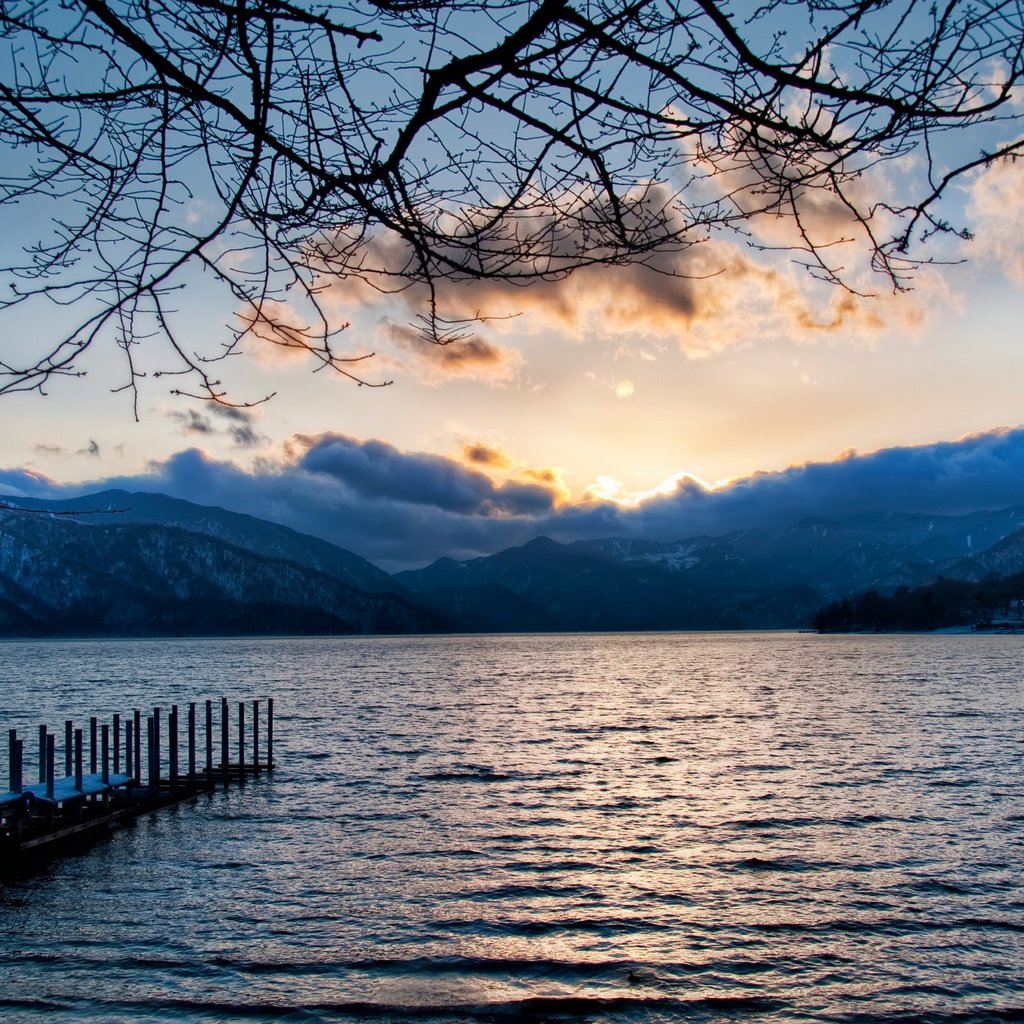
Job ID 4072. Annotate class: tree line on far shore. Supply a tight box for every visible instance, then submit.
[813,573,1024,633]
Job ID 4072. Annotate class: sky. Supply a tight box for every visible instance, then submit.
[3,7,1024,571]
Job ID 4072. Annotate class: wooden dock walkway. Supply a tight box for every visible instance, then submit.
[1,697,273,875]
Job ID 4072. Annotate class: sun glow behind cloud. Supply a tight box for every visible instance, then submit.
[584,471,714,508]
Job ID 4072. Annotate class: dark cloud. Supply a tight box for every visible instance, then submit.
[77,440,101,458]
[167,405,266,448]
[169,409,216,435]
[524,468,561,485]
[32,443,65,456]
[226,424,263,448]
[294,433,558,516]
[210,406,266,448]
[6,427,1024,572]
[622,427,1024,539]
[463,443,510,468]
[0,467,60,499]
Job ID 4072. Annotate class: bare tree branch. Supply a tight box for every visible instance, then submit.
[0,0,1021,404]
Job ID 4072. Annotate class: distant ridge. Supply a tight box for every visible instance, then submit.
[4,489,396,592]
[396,507,1024,631]
[0,493,444,637]
[4,492,1024,635]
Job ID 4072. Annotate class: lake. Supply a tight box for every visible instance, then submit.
[0,632,1021,1022]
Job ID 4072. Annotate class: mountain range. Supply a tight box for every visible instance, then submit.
[2,489,1023,636]
[395,508,1024,631]
[0,493,440,636]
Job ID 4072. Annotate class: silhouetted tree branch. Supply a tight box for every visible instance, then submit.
[1,0,1022,408]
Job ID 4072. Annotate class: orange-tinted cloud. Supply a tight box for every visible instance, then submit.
[459,443,572,505]
[519,466,572,505]
[313,178,927,358]
[463,443,510,468]
[382,321,522,384]
[238,300,323,364]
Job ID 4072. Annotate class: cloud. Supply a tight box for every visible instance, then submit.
[166,405,267,449]
[77,440,101,458]
[0,467,60,500]
[314,181,928,361]
[237,298,341,366]
[382,321,522,384]
[968,151,1024,281]
[6,427,1024,571]
[291,433,560,517]
[169,409,216,436]
[614,427,1024,540]
[460,443,573,504]
[400,236,898,355]
[463,443,510,468]
[209,405,267,448]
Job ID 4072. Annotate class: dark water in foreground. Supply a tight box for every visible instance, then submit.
[0,632,1021,1023]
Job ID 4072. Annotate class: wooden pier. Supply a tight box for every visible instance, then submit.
[1,697,273,875]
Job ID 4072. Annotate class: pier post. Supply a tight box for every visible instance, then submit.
[38,724,47,783]
[205,699,213,779]
[101,724,110,785]
[152,707,161,784]
[6,734,23,845]
[238,700,245,779]
[169,706,179,786]
[89,716,97,775]
[188,703,196,780]
[147,716,157,789]
[64,720,72,777]
[253,699,260,775]
[46,734,55,800]
[113,714,121,775]
[126,721,134,780]
[133,709,141,784]
[220,697,228,787]
[8,729,21,794]
[267,698,274,770]
[74,729,83,794]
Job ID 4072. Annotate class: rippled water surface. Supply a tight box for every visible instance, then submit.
[0,632,1022,1023]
